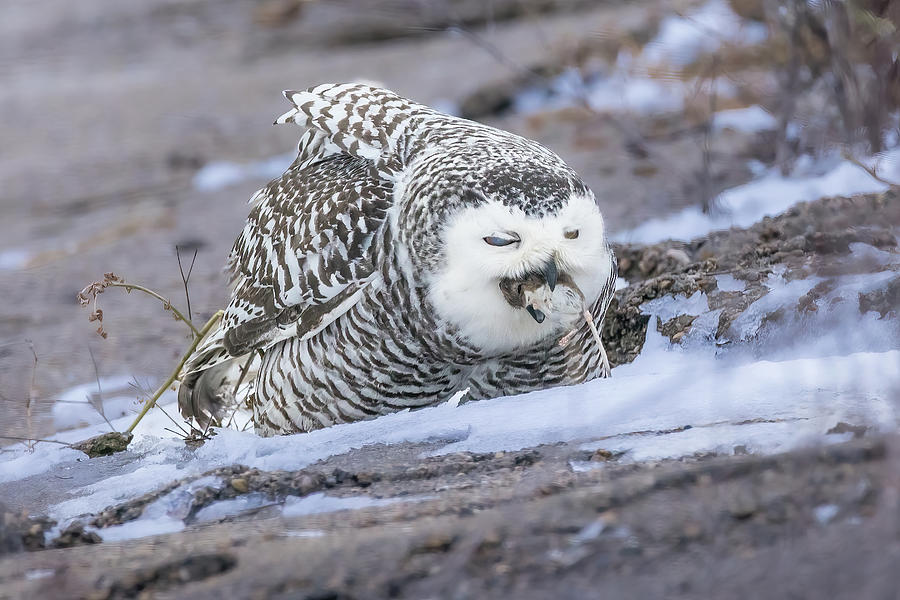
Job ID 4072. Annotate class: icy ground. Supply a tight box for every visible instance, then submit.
[5,135,900,542]
[2,221,898,542]
[5,20,900,539]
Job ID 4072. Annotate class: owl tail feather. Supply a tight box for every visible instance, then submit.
[177,325,257,430]
[277,82,438,171]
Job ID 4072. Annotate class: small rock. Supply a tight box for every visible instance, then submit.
[230,478,249,493]
[51,523,101,548]
[72,432,133,458]
[826,422,868,439]
[664,248,691,265]
[590,449,614,462]
[412,533,456,554]
[728,493,758,519]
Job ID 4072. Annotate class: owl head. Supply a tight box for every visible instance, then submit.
[426,187,612,354]
[392,129,613,354]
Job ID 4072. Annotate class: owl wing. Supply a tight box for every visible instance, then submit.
[193,83,441,360]
[220,143,392,357]
[179,83,436,423]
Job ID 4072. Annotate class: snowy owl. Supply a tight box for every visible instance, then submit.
[178,83,617,436]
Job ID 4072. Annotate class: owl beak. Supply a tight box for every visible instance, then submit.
[541,259,558,292]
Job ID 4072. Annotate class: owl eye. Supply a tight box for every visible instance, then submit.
[483,233,519,247]
[564,229,579,240]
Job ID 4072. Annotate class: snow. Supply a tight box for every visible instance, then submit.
[0,443,83,485]
[194,493,273,523]
[585,64,687,115]
[814,504,840,525]
[643,0,768,67]
[0,249,30,271]
[282,492,427,517]
[192,153,294,192]
[1,243,897,543]
[514,0,764,118]
[713,105,778,133]
[98,515,185,542]
[51,375,142,429]
[715,274,745,292]
[616,147,900,243]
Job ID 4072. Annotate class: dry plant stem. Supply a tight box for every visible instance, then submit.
[0,435,70,447]
[582,308,611,377]
[106,282,201,338]
[87,345,115,431]
[125,310,223,434]
[224,352,256,430]
[26,342,37,452]
[841,152,900,187]
[176,246,198,325]
[155,403,191,438]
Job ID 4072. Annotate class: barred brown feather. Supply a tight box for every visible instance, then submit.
[178,83,617,436]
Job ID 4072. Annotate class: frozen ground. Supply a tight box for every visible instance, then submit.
[4,143,900,541]
[617,147,900,244]
[2,198,897,541]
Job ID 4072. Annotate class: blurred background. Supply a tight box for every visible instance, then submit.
[1,0,899,441]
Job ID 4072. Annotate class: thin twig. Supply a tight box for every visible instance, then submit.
[841,151,900,187]
[175,246,198,328]
[87,345,116,431]
[126,310,223,434]
[700,56,720,214]
[0,435,71,447]
[224,353,257,430]
[78,274,200,339]
[25,340,37,452]
[582,308,611,377]
[155,403,191,438]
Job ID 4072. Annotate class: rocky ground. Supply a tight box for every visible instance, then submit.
[1,189,898,598]
[1,434,898,598]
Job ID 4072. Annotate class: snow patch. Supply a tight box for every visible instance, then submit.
[617,147,900,243]
[713,105,778,133]
[282,492,427,517]
[52,375,143,430]
[193,153,294,192]
[0,249,30,271]
[3,255,898,530]
[643,0,768,67]
[715,273,746,292]
[193,493,274,523]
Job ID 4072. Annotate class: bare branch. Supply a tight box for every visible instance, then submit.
[87,345,116,431]
[77,273,201,338]
[155,403,192,438]
[841,151,900,187]
[175,246,199,328]
[126,310,223,434]
[25,340,37,452]
[0,435,70,447]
